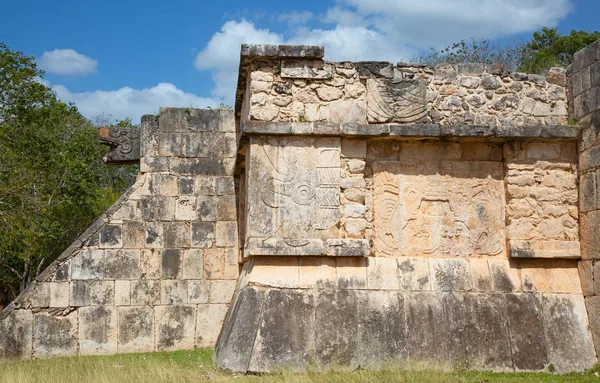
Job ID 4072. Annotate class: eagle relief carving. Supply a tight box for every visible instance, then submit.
[373,162,504,257]
[366,78,428,123]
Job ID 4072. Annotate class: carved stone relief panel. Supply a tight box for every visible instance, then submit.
[366,78,428,123]
[245,137,345,256]
[372,161,505,257]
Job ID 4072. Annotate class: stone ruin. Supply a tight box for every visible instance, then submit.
[1,40,600,373]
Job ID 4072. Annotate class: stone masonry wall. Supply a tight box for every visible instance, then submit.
[215,44,597,374]
[244,57,568,127]
[0,108,240,359]
[571,39,600,353]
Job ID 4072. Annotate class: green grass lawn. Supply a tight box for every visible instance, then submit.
[1,349,599,383]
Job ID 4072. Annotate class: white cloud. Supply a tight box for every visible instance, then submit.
[38,49,98,76]
[194,19,282,101]
[51,82,219,123]
[277,11,314,26]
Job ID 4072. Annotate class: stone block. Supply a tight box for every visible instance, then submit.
[145,222,163,248]
[581,211,600,259]
[315,289,360,367]
[469,258,492,292]
[49,282,69,308]
[299,257,337,288]
[244,238,325,256]
[214,287,266,372]
[161,280,187,305]
[70,281,89,306]
[161,249,182,279]
[182,249,203,279]
[196,303,228,348]
[34,312,78,358]
[336,257,367,289]
[79,306,117,355]
[197,196,216,221]
[216,177,235,195]
[111,201,137,221]
[541,294,596,372]
[122,221,145,248]
[246,257,300,288]
[115,280,131,306]
[0,310,33,358]
[442,293,512,371]
[147,174,178,196]
[216,221,237,247]
[118,306,154,353]
[209,280,237,303]
[99,224,122,249]
[488,259,521,293]
[405,292,448,361]
[585,296,600,355]
[140,157,169,173]
[397,258,431,291]
[510,240,581,259]
[325,239,369,256]
[175,196,197,221]
[72,249,141,280]
[341,139,367,158]
[366,257,399,290]
[203,248,225,280]
[31,283,50,308]
[217,195,237,221]
[357,290,405,367]
[195,177,215,195]
[155,305,196,351]
[188,280,210,304]
[163,222,190,248]
[430,258,471,292]
[505,294,548,371]
[88,281,115,305]
[191,222,215,248]
[139,196,175,221]
[248,290,316,372]
[140,249,161,279]
[519,260,553,293]
[179,177,195,195]
[131,280,160,306]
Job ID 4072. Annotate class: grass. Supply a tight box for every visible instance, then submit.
[1,349,600,383]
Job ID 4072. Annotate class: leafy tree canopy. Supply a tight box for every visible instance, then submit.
[0,43,136,306]
[413,27,600,74]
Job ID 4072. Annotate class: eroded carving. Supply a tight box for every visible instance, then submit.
[366,78,428,123]
[373,161,504,257]
[99,127,141,164]
[247,137,341,252]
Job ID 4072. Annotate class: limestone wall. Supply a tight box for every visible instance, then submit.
[242,55,568,127]
[0,108,240,359]
[215,44,597,373]
[571,39,600,353]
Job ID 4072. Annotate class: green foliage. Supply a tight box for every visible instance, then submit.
[413,38,526,72]
[0,42,136,305]
[413,27,600,74]
[520,27,600,74]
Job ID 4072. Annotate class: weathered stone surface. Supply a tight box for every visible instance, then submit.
[99,127,141,164]
[248,289,315,372]
[405,292,448,361]
[72,249,141,280]
[442,293,512,371]
[510,240,580,259]
[541,294,597,372]
[315,289,359,367]
[0,310,33,358]
[357,290,406,367]
[79,306,117,355]
[34,312,78,358]
[196,304,228,347]
[505,294,548,371]
[155,305,196,351]
[372,160,504,257]
[366,78,427,123]
[118,306,154,353]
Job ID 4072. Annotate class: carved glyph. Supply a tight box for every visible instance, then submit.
[373,162,505,257]
[246,137,341,254]
[366,78,428,123]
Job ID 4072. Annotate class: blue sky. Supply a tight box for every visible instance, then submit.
[2,0,599,123]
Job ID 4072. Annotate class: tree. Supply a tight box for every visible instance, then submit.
[520,27,600,73]
[0,43,136,306]
[413,27,600,74]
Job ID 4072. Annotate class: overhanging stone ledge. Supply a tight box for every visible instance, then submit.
[241,121,582,140]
